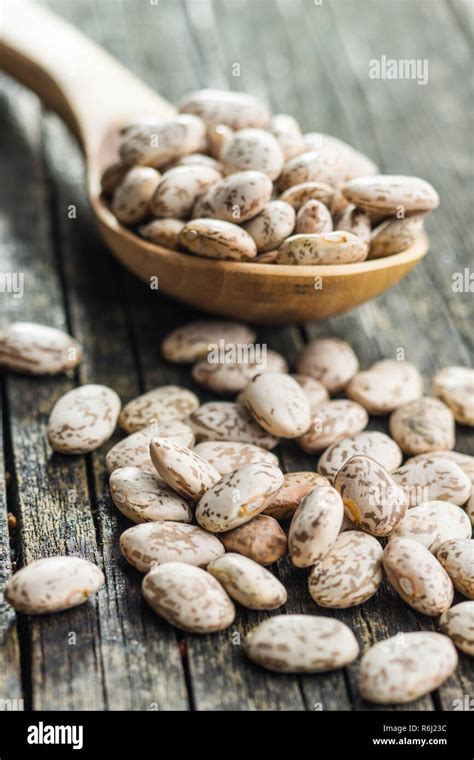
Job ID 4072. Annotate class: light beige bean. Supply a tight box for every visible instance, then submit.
[317,431,402,480]
[296,337,359,393]
[405,450,474,483]
[105,421,195,475]
[219,514,287,565]
[263,471,329,520]
[383,537,453,616]
[308,531,384,608]
[289,484,343,567]
[343,174,440,219]
[303,133,378,182]
[109,467,193,524]
[276,231,368,265]
[270,114,305,160]
[179,89,270,129]
[193,441,278,475]
[280,181,334,210]
[47,384,120,454]
[242,201,296,252]
[150,165,222,219]
[119,385,199,433]
[221,128,284,180]
[436,539,474,599]
[195,461,284,532]
[0,322,82,375]
[392,456,472,507]
[242,372,311,438]
[111,167,161,225]
[439,602,474,656]
[244,615,359,673]
[120,521,225,572]
[369,214,425,258]
[297,400,368,453]
[295,199,333,235]
[149,438,221,501]
[347,359,423,415]
[207,553,287,610]
[142,562,235,633]
[193,170,273,223]
[358,632,458,704]
[291,374,329,413]
[191,349,287,395]
[389,501,471,554]
[119,115,206,167]
[389,397,455,455]
[433,366,474,426]
[180,218,257,260]
[334,455,407,536]
[174,153,224,172]
[278,150,343,191]
[101,161,128,196]
[4,556,104,615]
[335,204,371,245]
[189,401,280,449]
[162,320,255,364]
[138,218,185,249]
[207,123,234,158]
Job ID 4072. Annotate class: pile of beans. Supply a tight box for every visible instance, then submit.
[1,319,472,705]
[100,89,439,264]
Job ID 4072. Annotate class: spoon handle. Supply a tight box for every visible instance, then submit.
[0,2,175,158]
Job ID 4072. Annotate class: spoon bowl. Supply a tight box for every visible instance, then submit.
[1,2,429,324]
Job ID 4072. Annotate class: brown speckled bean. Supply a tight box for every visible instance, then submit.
[207,553,287,610]
[179,89,270,130]
[189,401,280,450]
[369,214,425,258]
[220,128,284,180]
[297,400,368,454]
[119,385,199,433]
[193,170,272,223]
[289,484,343,567]
[242,201,296,252]
[242,372,311,438]
[138,218,185,249]
[263,471,330,520]
[389,501,471,554]
[439,602,474,656]
[112,166,161,224]
[149,438,221,502]
[317,431,402,480]
[0,322,82,376]
[295,199,333,235]
[47,384,121,455]
[342,175,439,219]
[193,440,278,475]
[191,349,287,395]
[392,456,472,507]
[436,539,474,599]
[105,421,195,475]
[389,397,455,455]
[109,466,193,524]
[280,181,334,210]
[335,204,371,245]
[119,115,206,168]
[218,514,287,565]
[296,337,359,393]
[291,374,329,413]
[180,218,258,261]
[433,366,474,426]
[150,165,222,219]
[276,231,368,265]
[162,320,255,364]
[347,359,423,415]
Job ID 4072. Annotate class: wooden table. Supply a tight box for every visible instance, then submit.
[0,0,472,711]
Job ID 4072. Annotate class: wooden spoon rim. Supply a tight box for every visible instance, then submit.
[93,195,429,278]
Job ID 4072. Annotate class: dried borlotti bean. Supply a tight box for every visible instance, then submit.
[436,539,474,599]
[276,231,368,265]
[291,374,329,413]
[48,384,121,454]
[334,455,407,536]
[404,449,474,483]
[119,385,199,433]
[289,484,344,567]
[280,181,334,210]
[191,349,287,395]
[278,150,343,192]
[0,322,82,375]
[207,123,234,159]
[242,201,296,252]
[383,537,453,616]
[220,128,284,180]
[101,161,128,196]
[119,114,206,168]
[193,170,272,223]
[241,372,311,438]
[174,153,224,172]
[162,320,255,364]
[389,397,455,455]
[150,165,222,219]
[120,521,225,572]
[207,553,287,610]
[296,337,359,393]
[109,466,193,524]
[193,440,278,475]
[297,400,368,453]
[335,204,371,245]
[180,219,258,261]
[347,360,423,415]
[358,632,458,704]
[342,175,440,220]
[105,421,195,474]
[244,615,359,673]
[149,438,221,501]
[295,200,333,235]
[433,366,474,426]
[189,401,279,449]
[263,471,329,519]
[142,562,235,634]
[439,602,474,656]
[392,456,471,507]
[138,219,185,249]
[218,515,287,565]
[317,431,402,480]
[269,113,305,160]
[4,556,104,615]
[369,214,425,259]
[111,166,161,225]
[303,133,378,183]
[308,531,384,609]
[388,501,471,554]
[195,461,284,532]
[178,88,270,130]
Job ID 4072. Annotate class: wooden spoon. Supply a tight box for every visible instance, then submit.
[0,2,429,324]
